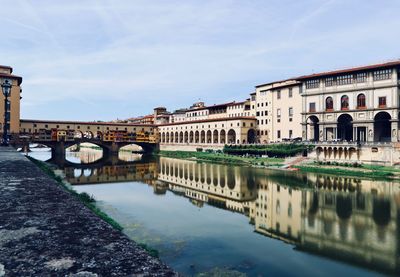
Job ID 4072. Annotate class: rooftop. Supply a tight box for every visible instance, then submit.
[296,59,400,80]
[0,72,23,85]
[186,101,235,112]
[256,59,400,87]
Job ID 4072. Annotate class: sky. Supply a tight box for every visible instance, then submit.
[1,0,400,121]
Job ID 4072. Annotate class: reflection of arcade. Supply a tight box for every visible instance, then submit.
[157,157,400,274]
[158,157,258,212]
[65,162,158,185]
[301,187,399,273]
[254,177,400,274]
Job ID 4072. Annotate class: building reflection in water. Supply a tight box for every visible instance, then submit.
[64,156,400,275]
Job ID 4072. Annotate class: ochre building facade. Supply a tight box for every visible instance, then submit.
[0,65,22,134]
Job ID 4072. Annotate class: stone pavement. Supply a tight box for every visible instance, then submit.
[0,147,177,276]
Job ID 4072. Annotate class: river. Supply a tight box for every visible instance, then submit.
[28,148,400,276]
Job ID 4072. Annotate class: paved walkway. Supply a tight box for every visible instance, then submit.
[0,147,176,276]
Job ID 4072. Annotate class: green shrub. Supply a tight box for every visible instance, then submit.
[196,148,203,152]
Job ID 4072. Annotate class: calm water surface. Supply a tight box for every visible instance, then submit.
[29,148,399,276]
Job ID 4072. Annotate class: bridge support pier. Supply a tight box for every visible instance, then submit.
[51,141,66,163]
[103,142,120,157]
[22,144,31,153]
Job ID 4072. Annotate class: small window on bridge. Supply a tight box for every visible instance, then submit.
[67,126,70,129]
[107,127,109,130]
[33,124,37,127]
[87,126,90,129]
[97,127,100,129]
[56,125,59,128]
[77,126,80,129]
[45,125,48,128]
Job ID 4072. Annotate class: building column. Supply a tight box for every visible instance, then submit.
[367,123,374,142]
[302,124,307,141]
[391,120,399,142]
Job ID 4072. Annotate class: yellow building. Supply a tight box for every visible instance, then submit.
[0,65,22,135]
[255,79,302,143]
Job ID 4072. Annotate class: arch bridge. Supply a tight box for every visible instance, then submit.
[16,119,159,159]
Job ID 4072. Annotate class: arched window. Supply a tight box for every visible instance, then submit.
[341,95,349,110]
[325,97,333,111]
[357,94,366,108]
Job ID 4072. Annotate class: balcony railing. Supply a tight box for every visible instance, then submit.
[303,140,393,147]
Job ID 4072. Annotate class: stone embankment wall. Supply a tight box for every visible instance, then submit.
[0,147,177,276]
[309,143,400,165]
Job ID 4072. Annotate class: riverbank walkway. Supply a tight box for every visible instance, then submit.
[0,147,176,276]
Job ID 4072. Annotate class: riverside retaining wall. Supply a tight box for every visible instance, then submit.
[0,147,176,276]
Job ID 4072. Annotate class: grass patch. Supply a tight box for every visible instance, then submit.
[294,164,395,180]
[223,143,314,158]
[138,243,159,258]
[361,164,400,173]
[159,150,284,167]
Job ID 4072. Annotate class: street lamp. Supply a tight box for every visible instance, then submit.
[1,79,12,146]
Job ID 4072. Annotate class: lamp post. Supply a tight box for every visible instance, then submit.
[1,79,12,146]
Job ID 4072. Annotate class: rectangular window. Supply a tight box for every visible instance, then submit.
[288,107,293,117]
[325,77,335,87]
[277,109,281,118]
[378,96,387,108]
[277,90,281,99]
[306,79,319,89]
[289,130,293,138]
[337,74,353,85]
[277,130,281,139]
[288,88,293,98]
[256,111,260,116]
[309,102,316,112]
[356,72,367,83]
[373,69,392,81]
